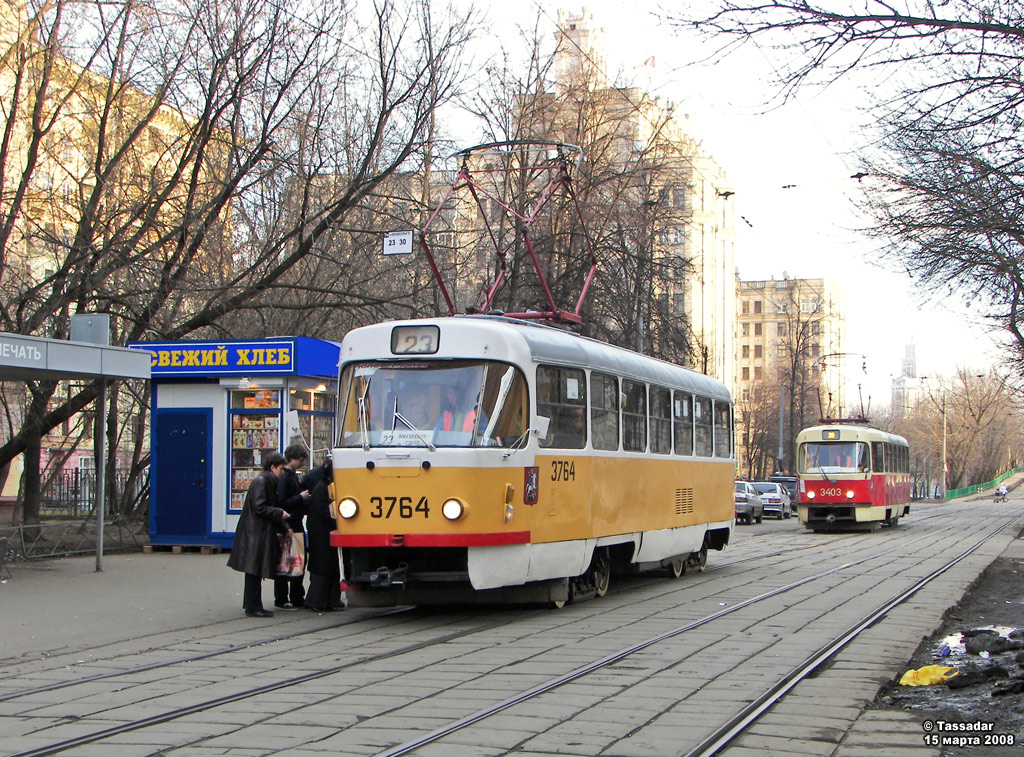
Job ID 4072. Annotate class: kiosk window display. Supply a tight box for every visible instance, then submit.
[130,336,340,547]
[230,390,282,511]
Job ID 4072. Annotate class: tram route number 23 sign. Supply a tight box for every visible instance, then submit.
[383,230,414,255]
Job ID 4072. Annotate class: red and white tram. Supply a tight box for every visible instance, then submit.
[796,422,911,531]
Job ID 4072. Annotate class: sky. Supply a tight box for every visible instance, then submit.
[465,1,1004,408]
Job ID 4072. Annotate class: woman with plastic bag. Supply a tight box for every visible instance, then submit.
[227,453,292,617]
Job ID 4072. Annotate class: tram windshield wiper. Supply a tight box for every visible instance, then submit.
[502,428,531,459]
[393,410,437,451]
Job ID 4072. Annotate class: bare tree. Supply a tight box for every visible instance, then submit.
[0,0,472,526]
[895,369,1023,491]
[457,17,697,362]
[665,1,1024,370]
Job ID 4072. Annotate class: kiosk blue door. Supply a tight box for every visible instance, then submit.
[154,409,211,540]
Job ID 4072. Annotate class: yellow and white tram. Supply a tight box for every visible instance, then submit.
[329,316,735,606]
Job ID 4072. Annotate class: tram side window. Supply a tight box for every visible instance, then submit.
[622,379,647,452]
[650,386,671,454]
[713,402,732,458]
[591,372,619,451]
[536,365,586,449]
[694,396,713,457]
[872,441,884,473]
[674,392,694,456]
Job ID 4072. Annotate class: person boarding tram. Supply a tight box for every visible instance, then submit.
[274,444,310,609]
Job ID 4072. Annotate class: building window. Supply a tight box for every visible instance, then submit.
[754,300,762,314]
[755,366,763,379]
[672,184,686,209]
[741,301,749,314]
[742,323,749,336]
[754,344,763,359]
[741,345,749,358]
[777,322,787,336]
[742,367,749,380]
[754,323,762,336]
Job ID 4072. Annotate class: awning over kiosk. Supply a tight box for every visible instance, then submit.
[0,332,151,382]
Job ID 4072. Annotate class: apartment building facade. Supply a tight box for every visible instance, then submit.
[735,276,846,475]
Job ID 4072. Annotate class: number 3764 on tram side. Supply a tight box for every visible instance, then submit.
[328,316,736,607]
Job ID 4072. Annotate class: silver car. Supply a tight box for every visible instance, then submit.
[734,480,763,524]
[753,481,792,519]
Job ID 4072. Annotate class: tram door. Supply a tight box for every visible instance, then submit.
[153,409,211,540]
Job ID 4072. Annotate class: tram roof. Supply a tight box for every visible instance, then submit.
[347,316,731,402]
[798,423,908,446]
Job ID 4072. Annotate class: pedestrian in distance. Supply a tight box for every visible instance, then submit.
[275,444,311,609]
[303,460,344,612]
[227,452,291,618]
[998,482,1008,502]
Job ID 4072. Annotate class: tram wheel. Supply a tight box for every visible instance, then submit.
[688,545,708,572]
[592,548,611,597]
[669,557,686,578]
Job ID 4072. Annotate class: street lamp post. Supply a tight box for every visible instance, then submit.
[941,391,947,499]
[921,376,947,499]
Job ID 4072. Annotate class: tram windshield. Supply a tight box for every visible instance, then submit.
[337,360,528,448]
[798,441,871,475]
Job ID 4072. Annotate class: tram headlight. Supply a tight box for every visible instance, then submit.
[806,490,816,499]
[338,497,359,519]
[846,490,855,499]
[442,498,466,521]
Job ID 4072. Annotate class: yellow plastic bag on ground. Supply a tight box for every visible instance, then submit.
[899,665,959,686]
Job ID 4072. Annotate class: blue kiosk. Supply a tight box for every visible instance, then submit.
[129,337,340,548]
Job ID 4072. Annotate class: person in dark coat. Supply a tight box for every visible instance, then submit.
[303,461,343,611]
[274,444,310,609]
[227,453,291,617]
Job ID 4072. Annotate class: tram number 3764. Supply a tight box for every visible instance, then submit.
[550,460,576,482]
[369,496,430,519]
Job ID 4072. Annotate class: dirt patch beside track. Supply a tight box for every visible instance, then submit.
[876,547,1024,755]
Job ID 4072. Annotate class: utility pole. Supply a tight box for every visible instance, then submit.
[778,384,786,472]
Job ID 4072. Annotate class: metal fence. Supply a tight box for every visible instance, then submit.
[0,467,149,562]
[40,467,148,518]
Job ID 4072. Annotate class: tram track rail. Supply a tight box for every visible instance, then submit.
[686,514,1021,757]
[7,511,1007,757]
[0,528,903,705]
[373,518,996,757]
[0,498,971,703]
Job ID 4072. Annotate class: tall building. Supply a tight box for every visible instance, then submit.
[535,9,736,383]
[736,276,847,413]
[891,342,921,415]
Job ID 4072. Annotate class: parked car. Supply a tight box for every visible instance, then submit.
[734,480,763,524]
[769,474,798,504]
[752,481,792,519]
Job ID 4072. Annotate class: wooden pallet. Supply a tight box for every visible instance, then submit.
[143,544,222,555]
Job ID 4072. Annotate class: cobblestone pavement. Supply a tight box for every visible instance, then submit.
[1,497,1022,756]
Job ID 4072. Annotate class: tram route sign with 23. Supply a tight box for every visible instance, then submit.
[383,230,414,255]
